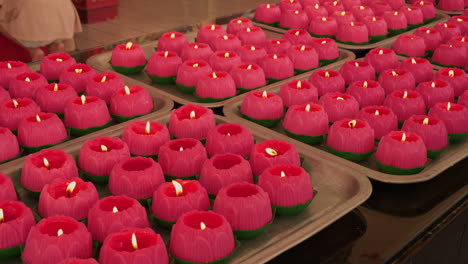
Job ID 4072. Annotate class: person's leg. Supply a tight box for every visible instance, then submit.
[48,41,65,53]
[26,47,44,61]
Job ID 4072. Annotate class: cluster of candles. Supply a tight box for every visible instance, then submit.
[432,0,467,12]
[392,15,468,71]
[254,0,440,45]
[109,18,340,102]
[0,104,315,264]
[240,48,468,174]
[0,56,155,162]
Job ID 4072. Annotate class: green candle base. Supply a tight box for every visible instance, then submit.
[147,73,176,84]
[111,112,148,123]
[252,19,278,27]
[233,209,275,240]
[131,153,158,161]
[325,145,374,162]
[193,94,234,103]
[284,128,325,145]
[67,120,113,137]
[0,244,23,260]
[236,85,264,94]
[56,112,64,119]
[0,151,23,165]
[408,22,424,30]
[427,147,447,159]
[164,174,198,181]
[23,185,41,197]
[175,83,196,94]
[171,241,240,264]
[295,67,318,74]
[425,50,434,58]
[387,28,408,36]
[309,33,335,39]
[429,60,465,69]
[110,63,146,75]
[448,132,468,143]
[137,197,151,207]
[319,57,339,66]
[240,112,282,128]
[47,78,59,84]
[79,169,109,183]
[369,34,388,43]
[423,17,437,24]
[266,77,286,84]
[20,137,70,154]
[273,190,317,216]
[335,39,370,46]
[151,215,176,229]
[375,159,426,175]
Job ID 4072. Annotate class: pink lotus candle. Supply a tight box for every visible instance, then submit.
[38,177,99,220]
[347,80,385,107]
[324,1,345,14]
[434,68,468,97]
[400,57,433,84]
[122,120,170,158]
[282,103,329,144]
[157,32,189,55]
[151,180,210,226]
[448,36,468,60]
[279,9,309,29]
[109,157,165,201]
[386,0,406,10]
[332,11,356,25]
[40,53,77,82]
[213,182,272,238]
[400,6,424,28]
[87,195,150,243]
[279,0,303,11]
[110,85,154,121]
[413,1,436,21]
[283,29,314,45]
[199,154,253,196]
[9,72,48,100]
[402,115,448,157]
[205,123,254,158]
[240,90,284,127]
[0,98,41,131]
[342,0,362,9]
[351,5,374,21]
[78,136,131,182]
[310,38,340,64]
[0,128,20,164]
[110,42,147,75]
[375,131,427,174]
[64,95,112,136]
[86,72,125,104]
[384,90,426,122]
[309,69,345,95]
[370,1,392,16]
[180,43,214,63]
[237,45,267,65]
[364,48,399,74]
[146,51,182,84]
[359,106,398,139]
[258,164,314,215]
[17,112,68,151]
[0,201,35,258]
[0,86,10,104]
[237,26,267,46]
[227,17,253,35]
[21,149,78,194]
[169,211,236,264]
[0,61,30,89]
[378,68,416,94]
[211,34,242,52]
[363,16,388,42]
[434,22,462,42]
[59,64,96,94]
[209,51,242,72]
[416,80,455,108]
[458,90,468,107]
[429,102,468,141]
[305,4,328,19]
[158,138,208,179]
[287,44,319,72]
[196,24,227,46]
[168,104,215,140]
[301,0,320,8]
[393,34,426,57]
[230,63,267,93]
[175,60,212,94]
[265,38,292,55]
[279,80,318,107]
[336,21,369,44]
[0,172,17,201]
[432,44,467,68]
[319,92,360,122]
[195,71,237,101]
[99,228,168,264]
[22,215,93,264]
[339,60,376,85]
[437,0,464,12]
[35,83,78,116]
[413,27,443,53]
[308,16,338,37]
[254,4,281,25]
[249,139,301,176]
[261,54,295,82]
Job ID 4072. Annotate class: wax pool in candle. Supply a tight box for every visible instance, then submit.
[428,102,468,141]
[0,201,35,258]
[378,68,416,95]
[0,128,20,164]
[416,80,454,109]
[21,149,78,194]
[199,154,253,196]
[279,9,309,30]
[0,172,17,201]
[240,90,284,127]
[364,48,399,74]
[209,51,242,72]
[0,98,41,131]
[157,32,189,55]
[432,44,467,68]
[86,72,125,104]
[22,215,93,264]
[347,80,385,107]
[254,4,281,25]
[434,68,468,97]
[110,85,154,121]
[175,60,213,94]
[205,123,255,158]
[87,195,150,243]
[358,106,398,139]
[40,53,77,82]
[168,104,215,140]
[237,26,267,46]
[413,27,442,52]
[59,64,96,94]
[195,71,237,101]
[261,54,295,82]
[227,17,253,35]
[9,72,48,100]
[180,43,214,62]
[402,115,448,157]
[38,177,99,220]
[363,16,388,42]
[283,103,329,144]
[0,61,30,89]
[64,95,112,136]
[392,34,426,57]
[319,92,360,122]
[279,80,318,107]
[237,45,267,65]
[249,139,301,176]
[400,57,433,84]
[283,29,314,45]
[211,34,242,52]
[121,120,170,157]
[35,83,78,116]
[17,112,68,151]
[309,69,345,96]
[339,60,376,85]
[230,63,266,93]
[110,42,147,75]
[146,51,182,84]
[336,21,369,45]
[196,24,227,46]
[384,90,426,122]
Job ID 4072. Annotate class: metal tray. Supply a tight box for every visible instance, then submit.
[0,115,372,264]
[223,60,468,184]
[86,28,355,108]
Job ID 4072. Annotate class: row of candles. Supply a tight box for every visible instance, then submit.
[0,106,314,263]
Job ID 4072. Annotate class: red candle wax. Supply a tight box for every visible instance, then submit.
[324,1,345,14]
[40,53,77,81]
[237,45,267,65]
[158,138,208,178]
[358,106,398,139]
[0,173,17,201]
[339,60,375,85]
[258,165,314,207]
[237,26,267,46]
[434,68,468,97]
[0,98,41,131]
[195,71,237,100]
[17,112,68,148]
[437,0,464,12]
[337,21,369,44]
[0,61,30,89]
[22,215,93,264]
[175,60,213,90]
[146,51,182,80]
[249,139,301,176]
[211,34,242,52]
[199,154,253,196]
[434,22,462,42]
[364,48,399,73]
[386,0,406,10]
[428,102,468,135]
[384,90,426,121]
[261,53,295,80]
[169,211,235,263]
[370,1,392,16]
[402,115,448,153]
[308,16,338,37]
[21,149,78,193]
[310,38,340,61]
[412,1,436,20]
[332,11,356,25]
[283,29,314,45]
[280,9,309,29]
[327,118,375,155]
[157,32,189,55]
[196,24,227,46]
[413,27,443,52]
[400,57,433,84]
[99,228,169,264]
[305,4,328,19]
[0,128,20,163]
[378,68,416,94]
[38,177,99,220]
[279,80,318,107]
[209,51,242,72]
[448,36,468,60]
[58,258,99,264]
[254,3,281,24]
[319,92,360,122]
[265,38,292,55]
[122,120,170,157]
[0,86,10,104]
[111,42,146,68]
[351,5,374,21]
[35,83,78,114]
[283,103,329,137]
[0,201,35,252]
[64,95,111,131]
[375,131,427,169]
[347,80,385,107]
[168,104,215,140]
[87,195,150,243]
[240,90,284,121]
[180,43,214,62]
[213,182,272,231]
[205,123,254,158]
[393,34,426,57]
[400,6,424,27]
[86,72,125,104]
[9,72,48,100]
[458,90,468,107]
[279,0,303,11]
[110,85,153,118]
[432,44,467,68]
[363,16,388,39]
[416,80,454,108]
[230,63,267,91]
[227,17,253,35]
[309,69,345,96]
[151,180,210,223]
[287,44,319,71]
[59,64,97,94]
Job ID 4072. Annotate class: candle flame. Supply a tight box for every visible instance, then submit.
[340,11,346,16]
[75,68,83,73]
[294,30,300,36]
[401,133,407,142]
[246,27,251,32]
[321,17,327,21]
[265,147,278,156]
[56,58,63,62]
[179,147,184,152]
[43,157,50,168]
[66,181,76,195]
[172,180,183,196]
[379,49,384,55]
[462,37,465,42]
[273,54,278,59]
[372,17,377,22]
[354,62,359,67]
[280,171,286,178]
[305,104,311,112]
[457,18,463,22]
[444,23,448,28]
[267,4,271,8]
[247,64,252,70]
[36,115,41,122]
[57,229,64,237]
[224,52,230,58]
[411,58,417,64]
[236,19,243,24]
[403,90,408,99]
[419,1,424,4]
[348,120,357,128]
[132,233,138,250]
[447,102,451,111]
[227,133,231,136]
[192,63,199,68]
[448,70,455,77]
[223,35,229,40]
[426,29,432,34]
[194,45,199,49]
[7,63,12,69]
[297,81,302,88]
[363,81,368,88]
[359,5,365,10]
[375,110,380,116]
[423,117,429,125]
[0,208,3,223]
[200,222,207,230]
[431,82,436,88]
[336,97,344,100]
[113,206,118,213]
[145,121,151,134]
[321,40,327,44]
[250,46,256,51]
[101,75,107,82]
[275,40,281,44]
[212,72,218,79]
[325,71,330,78]
[294,10,299,14]
[126,42,133,50]
[392,70,398,76]
[350,22,355,26]
[53,83,59,92]
[262,91,268,98]
[12,99,19,108]
[210,24,216,30]
[101,145,108,152]
[332,1,338,6]
[164,51,169,58]
[393,11,399,15]
[314,3,319,8]
[190,110,196,119]
[170,33,176,39]
[81,94,86,105]
[300,45,306,51]
[124,85,131,95]
[25,77,31,82]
